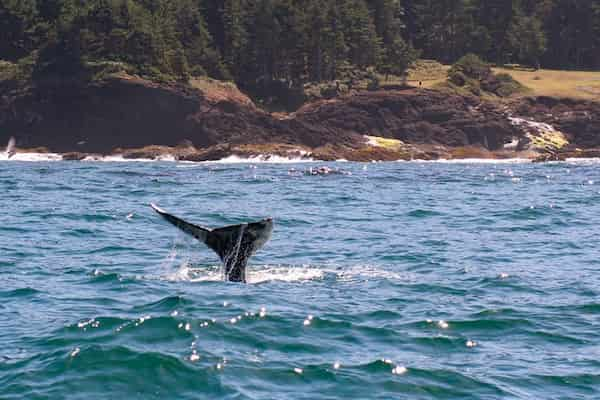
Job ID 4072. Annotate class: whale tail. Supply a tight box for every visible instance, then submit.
[150,203,273,282]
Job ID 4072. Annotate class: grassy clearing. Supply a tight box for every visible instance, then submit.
[404,60,600,101]
[407,60,449,88]
[372,60,449,89]
[408,60,600,101]
[492,67,600,100]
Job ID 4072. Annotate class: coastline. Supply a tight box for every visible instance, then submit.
[2,74,599,163]
[4,149,600,164]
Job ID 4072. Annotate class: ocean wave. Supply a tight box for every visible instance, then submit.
[0,287,41,298]
[133,296,192,312]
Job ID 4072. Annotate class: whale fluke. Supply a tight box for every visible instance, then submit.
[150,203,273,282]
[6,137,16,158]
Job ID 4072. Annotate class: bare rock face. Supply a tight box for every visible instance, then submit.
[293,90,519,152]
[0,75,363,154]
[179,144,234,162]
[61,152,89,161]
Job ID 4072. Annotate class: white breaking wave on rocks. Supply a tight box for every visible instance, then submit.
[508,116,558,134]
[0,152,536,163]
[408,158,531,164]
[203,154,314,164]
[0,152,63,162]
[83,154,178,162]
[0,152,313,163]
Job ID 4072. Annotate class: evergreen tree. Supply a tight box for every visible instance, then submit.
[245,0,280,85]
[474,0,515,64]
[222,0,246,79]
[506,13,547,69]
[0,0,39,60]
[3,0,600,89]
[323,1,347,81]
[306,0,327,81]
[272,0,306,83]
[341,0,381,68]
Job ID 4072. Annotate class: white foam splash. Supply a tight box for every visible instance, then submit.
[206,154,314,164]
[84,154,177,162]
[159,261,414,284]
[1,151,316,163]
[565,158,600,164]
[409,158,531,164]
[334,264,413,282]
[509,117,557,133]
[162,263,324,283]
[0,152,62,161]
[249,265,324,283]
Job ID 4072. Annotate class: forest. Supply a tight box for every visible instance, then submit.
[2,0,600,93]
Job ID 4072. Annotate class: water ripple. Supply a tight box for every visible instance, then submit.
[1,161,599,399]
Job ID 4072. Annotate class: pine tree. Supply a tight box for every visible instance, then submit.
[306,0,327,81]
[0,0,39,60]
[246,0,280,85]
[474,0,515,64]
[592,2,600,68]
[341,0,381,68]
[222,0,246,79]
[506,13,547,69]
[323,1,347,81]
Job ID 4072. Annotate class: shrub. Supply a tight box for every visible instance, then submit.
[448,54,492,81]
[482,72,524,97]
[367,74,380,91]
[495,73,515,83]
[448,70,467,86]
[496,81,522,97]
[446,55,526,97]
[320,84,339,99]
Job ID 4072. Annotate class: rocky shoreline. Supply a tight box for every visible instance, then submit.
[1,74,599,162]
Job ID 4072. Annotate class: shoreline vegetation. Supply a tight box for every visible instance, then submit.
[1,1,599,162]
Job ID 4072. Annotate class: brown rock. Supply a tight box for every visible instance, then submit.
[7,74,592,162]
[62,152,88,161]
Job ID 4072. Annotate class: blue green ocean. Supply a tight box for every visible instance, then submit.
[1,160,599,399]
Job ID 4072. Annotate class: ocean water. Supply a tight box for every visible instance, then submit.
[1,160,600,399]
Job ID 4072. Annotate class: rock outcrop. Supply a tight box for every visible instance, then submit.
[293,89,519,151]
[511,97,600,148]
[1,74,598,161]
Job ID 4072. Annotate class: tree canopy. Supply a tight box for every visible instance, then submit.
[1,0,598,90]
